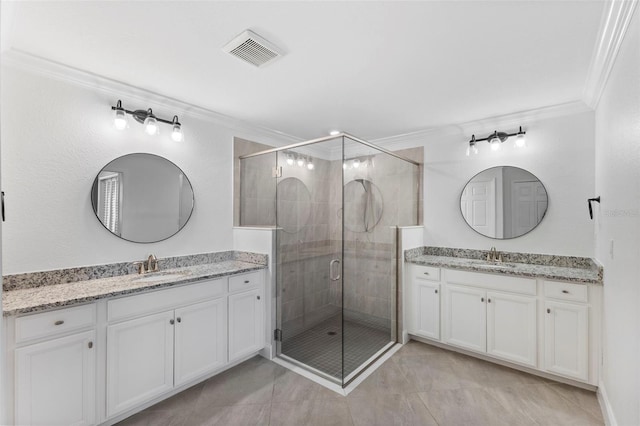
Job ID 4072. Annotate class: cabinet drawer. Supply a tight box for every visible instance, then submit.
[108,279,226,322]
[445,269,536,295]
[229,271,262,293]
[15,304,96,344]
[543,281,588,303]
[412,265,440,282]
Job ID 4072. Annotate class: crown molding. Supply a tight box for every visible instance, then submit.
[583,0,639,109]
[1,49,304,145]
[372,100,592,151]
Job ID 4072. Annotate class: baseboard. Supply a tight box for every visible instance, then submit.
[597,381,618,426]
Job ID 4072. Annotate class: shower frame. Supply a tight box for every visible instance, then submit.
[239,133,420,388]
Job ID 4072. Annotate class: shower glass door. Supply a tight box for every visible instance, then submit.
[275,137,345,383]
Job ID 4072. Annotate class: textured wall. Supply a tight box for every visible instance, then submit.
[0,66,289,274]
[594,8,640,426]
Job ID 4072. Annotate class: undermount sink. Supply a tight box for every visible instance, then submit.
[132,273,188,283]
[479,263,516,269]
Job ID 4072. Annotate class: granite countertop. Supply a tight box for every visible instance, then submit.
[405,247,603,285]
[3,260,266,316]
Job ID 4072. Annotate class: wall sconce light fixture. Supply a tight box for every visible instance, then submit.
[283,151,314,170]
[111,100,183,142]
[466,126,526,156]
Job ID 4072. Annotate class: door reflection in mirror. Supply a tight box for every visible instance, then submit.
[460,166,548,239]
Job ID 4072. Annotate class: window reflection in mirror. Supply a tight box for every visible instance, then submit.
[91,153,194,243]
[460,166,548,239]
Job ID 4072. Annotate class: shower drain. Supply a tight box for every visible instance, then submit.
[327,331,337,336]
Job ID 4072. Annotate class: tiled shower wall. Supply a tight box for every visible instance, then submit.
[235,137,422,338]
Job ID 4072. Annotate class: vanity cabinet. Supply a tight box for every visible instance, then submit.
[229,287,264,362]
[543,281,589,381]
[13,305,97,426]
[443,270,537,367]
[408,265,441,340]
[106,278,231,418]
[407,265,600,385]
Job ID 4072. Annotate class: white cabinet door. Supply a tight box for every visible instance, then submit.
[544,301,588,381]
[414,281,440,340]
[175,297,227,386]
[444,284,486,352]
[487,292,537,367]
[15,330,96,426]
[229,288,264,362]
[107,310,175,417]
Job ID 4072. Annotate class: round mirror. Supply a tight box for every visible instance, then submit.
[91,153,194,243]
[276,177,311,233]
[344,179,384,232]
[460,166,548,239]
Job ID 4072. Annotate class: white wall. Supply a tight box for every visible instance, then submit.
[0,63,293,274]
[380,110,596,256]
[594,7,640,426]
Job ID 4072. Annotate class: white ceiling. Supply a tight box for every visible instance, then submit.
[3,1,605,140]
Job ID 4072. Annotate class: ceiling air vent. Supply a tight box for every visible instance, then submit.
[222,30,283,68]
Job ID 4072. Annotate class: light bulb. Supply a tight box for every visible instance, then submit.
[297,157,305,167]
[466,145,471,157]
[286,155,294,166]
[114,108,127,130]
[144,111,158,136]
[490,137,501,151]
[171,124,183,142]
[515,133,526,148]
[307,159,314,170]
[353,159,360,168]
[170,116,183,142]
[330,130,340,136]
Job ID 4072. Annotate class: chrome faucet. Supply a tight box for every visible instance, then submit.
[132,254,159,275]
[487,247,503,262]
[147,254,159,272]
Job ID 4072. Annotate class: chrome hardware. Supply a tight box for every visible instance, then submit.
[54,320,64,326]
[481,297,485,302]
[147,254,159,272]
[272,166,283,178]
[487,247,502,262]
[274,329,283,342]
[329,259,341,281]
[133,261,145,275]
[88,341,93,349]
[423,272,430,275]
[244,280,250,284]
[547,308,551,314]
[257,295,261,300]
[435,289,438,294]
[562,290,569,294]
[488,298,491,303]
[177,317,181,323]
[1,191,5,222]
[170,319,175,325]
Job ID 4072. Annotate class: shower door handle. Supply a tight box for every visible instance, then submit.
[329,259,341,281]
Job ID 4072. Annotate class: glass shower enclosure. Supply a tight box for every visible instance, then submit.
[239,134,420,387]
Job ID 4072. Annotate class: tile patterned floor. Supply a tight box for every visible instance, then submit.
[116,341,604,426]
[281,315,391,380]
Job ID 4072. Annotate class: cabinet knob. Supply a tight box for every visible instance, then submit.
[481,297,485,302]
[547,308,551,314]
[54,320,64,326]
[488,298,491,303]
[423,272,429,275]
[177,317,182,323]
[257,295,261,300]
[434,289,438,294]
[245,280,250,284]
[170,319,175,325]
[562,290,570,294]
[88,341,93,349]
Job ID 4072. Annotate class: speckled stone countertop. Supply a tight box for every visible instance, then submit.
[405,247,603,284]
[3,252,268,316]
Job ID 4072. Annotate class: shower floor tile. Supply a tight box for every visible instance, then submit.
[281,314,391,380]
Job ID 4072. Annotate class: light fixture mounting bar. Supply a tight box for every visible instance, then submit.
[111,101,177,125]
[472,129,524,143]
